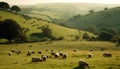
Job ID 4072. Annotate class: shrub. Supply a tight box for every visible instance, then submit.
[98,31,113,41]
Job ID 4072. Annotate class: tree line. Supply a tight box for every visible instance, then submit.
[0,2,21,13]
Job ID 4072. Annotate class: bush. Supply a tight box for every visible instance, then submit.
[74,35,80,40]
[98,31,113,41]
[83,33,91,40]
[111,35,120,42]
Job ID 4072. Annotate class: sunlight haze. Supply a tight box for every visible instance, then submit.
[0,0,120,5]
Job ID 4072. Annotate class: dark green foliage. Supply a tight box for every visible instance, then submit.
[65,7,120,34]
[0,2,10,10]
[11,5,21,13]
[74,35,80,40]
[22,27,30,33]
[30,33,42,38]
[83,33,90,40]
[53,36,64,40]
[118,39,120,44]
[111,35,120,42]
[116,38,120,47]
[100,27,117,35]
[21,14,31,20]
[30,32,54,42]
[68,14,82,22]
[104,7,108,10]
[30,27,64,41]
[91,36,97,41]
[108,28,117,35]
[0,19,26,42]
[118,38,120,44]
[41,25,52,38]
[98,31,113,41]
[99,27,117,41]
[84,25,97,34]
[30,26,53,41]
[89,9,94,14]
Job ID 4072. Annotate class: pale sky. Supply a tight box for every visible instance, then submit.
[0,0,120,5]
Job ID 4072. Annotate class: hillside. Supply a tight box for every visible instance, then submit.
[0,10,95,41]
[65,7,120,34]
[21,3,119,23]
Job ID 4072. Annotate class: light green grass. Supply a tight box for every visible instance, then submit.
[0,10,95,41]
[0,41,120,69]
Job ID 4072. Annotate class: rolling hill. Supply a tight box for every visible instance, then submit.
[65,7,120,34]
[20,3,119,23]
[0,10,95,41]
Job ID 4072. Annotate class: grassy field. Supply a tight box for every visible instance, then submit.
[0,41,120,69]
[0,10,95,41]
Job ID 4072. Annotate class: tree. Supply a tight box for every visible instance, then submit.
[83,33,90,40]
[111,35,120,42]
[0,19,26,42]
[0,21,5,38]
[0,2,10,10]
[11,5,21,13]
[89,9,94,14]
[84,25,97,34]
[104,7,108,10]
[100,27,117,35]
[98,31,113,41]
[118,39,120,44]
[108,28,117,35]
[41,25,52,38]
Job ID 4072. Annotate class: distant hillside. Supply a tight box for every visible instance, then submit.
[65,7,120,34]
[21,3,119,23]
[0,10,95,41]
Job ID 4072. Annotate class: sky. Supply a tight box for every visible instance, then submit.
[0,0,120,5]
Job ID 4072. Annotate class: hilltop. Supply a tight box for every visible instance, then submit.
[0,10,95,42]
[65,7,120,34]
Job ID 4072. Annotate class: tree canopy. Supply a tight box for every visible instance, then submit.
[98,31,113,41]
[0,2,21,13]
[0,19,26,42]
[11,5,21,13]
[0,2,10,10]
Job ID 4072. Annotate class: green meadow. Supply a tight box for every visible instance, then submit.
[0,41,120,69]
[0,10,95,41]
[0,2,120,69]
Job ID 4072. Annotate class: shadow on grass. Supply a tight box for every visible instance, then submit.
[74,66,90,69]
[73,66,85,69]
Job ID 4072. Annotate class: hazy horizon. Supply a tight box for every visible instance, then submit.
[0,0,120,5]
